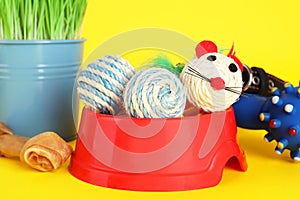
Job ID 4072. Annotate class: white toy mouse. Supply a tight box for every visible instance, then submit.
[180,40,244,112]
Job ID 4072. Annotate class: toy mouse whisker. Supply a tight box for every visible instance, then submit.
[187,66,211,82]
[225,87,242,95]
[225,87,248,97]
[185,70,247,97]
[185,72,208,82]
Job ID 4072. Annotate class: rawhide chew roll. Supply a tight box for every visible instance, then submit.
[0,134,29,158]
[20,132,73,172]
[0,121,14,135]
[0,122,28,158]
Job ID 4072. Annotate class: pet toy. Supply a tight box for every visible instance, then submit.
[233,67,300,161]
[77,55,135,115]
[140,40,247,113]
[0,122,72,171]
[180,40,244,112]
[123,68,186,118]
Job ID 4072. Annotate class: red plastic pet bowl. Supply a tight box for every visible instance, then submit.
[69,107,247,191]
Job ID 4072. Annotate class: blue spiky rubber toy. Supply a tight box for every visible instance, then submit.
[260,84,300,160]
[233,66,300,161]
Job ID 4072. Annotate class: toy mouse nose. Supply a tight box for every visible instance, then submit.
[210,77,225,90]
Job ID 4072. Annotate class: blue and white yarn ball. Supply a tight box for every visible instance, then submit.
[124,68,186,118]
[77,55,135,115]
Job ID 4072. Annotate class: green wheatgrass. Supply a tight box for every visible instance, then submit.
[0,0,87,40]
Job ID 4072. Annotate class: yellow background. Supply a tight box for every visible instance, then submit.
[1,0,300,199]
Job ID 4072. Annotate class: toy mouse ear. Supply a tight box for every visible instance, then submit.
[227,43,244,71]
[195,40,218,58]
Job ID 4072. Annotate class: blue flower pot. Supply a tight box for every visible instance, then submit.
[0,39,85,141]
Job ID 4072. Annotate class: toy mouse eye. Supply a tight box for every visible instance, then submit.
[207,55,216,61]
[228,63,238,72]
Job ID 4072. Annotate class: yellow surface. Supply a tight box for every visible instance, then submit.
[1,0,300,199]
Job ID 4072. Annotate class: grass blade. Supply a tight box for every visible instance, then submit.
[0,0,87,40]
